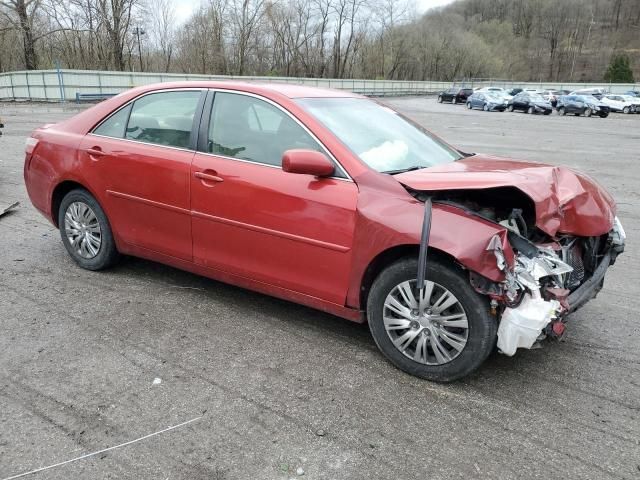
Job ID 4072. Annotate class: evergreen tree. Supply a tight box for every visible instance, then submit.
[604,54,635,83]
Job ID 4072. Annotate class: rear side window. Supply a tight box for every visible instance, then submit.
[125,91,202,149]
[207,92,325,168]
[94,104,132,138]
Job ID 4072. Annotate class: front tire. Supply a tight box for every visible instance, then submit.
[585,107,592,117]
[367,257,497,382]
[437,96,443,103]
[483,103,489,111]
[527,106,534,114]
[623,106,630,114]
[506,105,514,112]
[452,97,457,104]
[58,189,120,270]
[558,106,566,115]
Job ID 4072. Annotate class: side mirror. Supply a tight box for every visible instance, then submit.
[282,149,334,177]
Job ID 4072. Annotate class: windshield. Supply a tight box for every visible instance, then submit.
[296,97,462,173]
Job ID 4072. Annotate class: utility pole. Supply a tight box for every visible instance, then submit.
[133,26,146,72]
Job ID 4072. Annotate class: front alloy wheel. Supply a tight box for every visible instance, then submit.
[383,280,469,365]
[367,258,497,382]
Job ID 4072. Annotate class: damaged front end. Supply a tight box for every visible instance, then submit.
[409,186,626,357]
[485,214,626,356]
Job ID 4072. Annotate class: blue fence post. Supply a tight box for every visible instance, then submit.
[55,60,65,102]
[26,71,31,100]
[9,72,15,100]
[41,71,47,100]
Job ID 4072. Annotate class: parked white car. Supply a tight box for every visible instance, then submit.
[601,94,640,114]
[476,87,513,101]
[570,88,608,99]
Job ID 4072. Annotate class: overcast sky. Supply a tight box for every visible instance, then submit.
[171,0,456,23]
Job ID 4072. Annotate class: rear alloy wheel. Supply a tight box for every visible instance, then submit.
[623,106,630,114]
[437,96,443,103]
[506,105,514,112]
[527,106,534,114]
[58,189,119,270]
[367,257,496,382]
[585,108,592,117]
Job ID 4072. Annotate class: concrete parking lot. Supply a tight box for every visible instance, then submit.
[1,98,639,480]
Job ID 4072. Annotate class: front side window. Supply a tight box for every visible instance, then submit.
[297,97,462,173]
[207,92,325,168]
[125,90,202,149]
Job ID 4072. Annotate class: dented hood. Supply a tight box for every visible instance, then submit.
[396,155,616,237]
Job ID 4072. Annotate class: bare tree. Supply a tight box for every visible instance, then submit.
[94,0,138,70]
[0,0,41,69]
[231,0,265,75]
[146,0,174,71]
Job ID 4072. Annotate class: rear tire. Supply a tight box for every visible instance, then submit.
[585,108,592,117]
[483,103,489,111]
[623,106,630,114]
[366,257,497,382]
[58,189,120,271]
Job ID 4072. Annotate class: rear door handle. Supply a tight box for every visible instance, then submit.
[194,171,224,183]
[86,147,106,157]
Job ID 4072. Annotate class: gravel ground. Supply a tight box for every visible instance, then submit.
[0,98,639,480]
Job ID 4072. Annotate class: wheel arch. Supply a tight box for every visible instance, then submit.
[358,244,460,312]
[51,179,95,228]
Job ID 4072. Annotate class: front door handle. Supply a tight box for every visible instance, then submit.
[195,170,224,184]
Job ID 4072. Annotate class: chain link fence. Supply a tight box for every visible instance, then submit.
[0,69,638,101]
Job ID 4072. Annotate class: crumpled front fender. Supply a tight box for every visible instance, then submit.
[346,175,514,309]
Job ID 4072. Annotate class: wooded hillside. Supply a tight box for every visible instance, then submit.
[1,0,638,82]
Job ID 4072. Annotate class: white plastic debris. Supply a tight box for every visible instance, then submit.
[296,467,305,476]
[152,377,162,385]
[497,294,560,356]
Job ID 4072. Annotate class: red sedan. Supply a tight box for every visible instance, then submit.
[24,82,625,381]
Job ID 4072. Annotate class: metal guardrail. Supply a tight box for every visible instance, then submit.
[0,69,638,102]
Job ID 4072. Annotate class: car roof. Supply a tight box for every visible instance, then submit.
[125,80,364,99]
